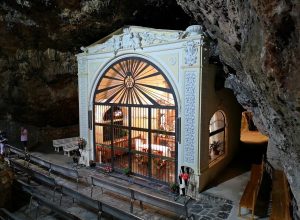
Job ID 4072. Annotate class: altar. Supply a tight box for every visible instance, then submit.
[135,139,171,158]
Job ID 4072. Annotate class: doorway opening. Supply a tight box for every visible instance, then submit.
[93,57,178,184]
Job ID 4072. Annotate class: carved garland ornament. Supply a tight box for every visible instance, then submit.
[184,71,197,164]
[184,40,198,66]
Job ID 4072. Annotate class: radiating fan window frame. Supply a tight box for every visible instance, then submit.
[94,57,177,107]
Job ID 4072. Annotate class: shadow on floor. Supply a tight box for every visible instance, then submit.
[205,141,267,188]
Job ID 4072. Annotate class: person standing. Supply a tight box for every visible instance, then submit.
[0,130,7,155]
[20,127,28,151]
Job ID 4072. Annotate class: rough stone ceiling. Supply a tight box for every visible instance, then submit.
[0,0,192,126]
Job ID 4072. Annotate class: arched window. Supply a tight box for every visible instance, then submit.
[93,57,178,184]
[209,111,226,163]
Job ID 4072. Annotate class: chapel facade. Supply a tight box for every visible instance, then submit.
[76,25,241,195]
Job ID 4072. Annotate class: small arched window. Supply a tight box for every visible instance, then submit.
[209,111,226,163]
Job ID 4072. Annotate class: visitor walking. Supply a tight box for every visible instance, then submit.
[20,127,28,151]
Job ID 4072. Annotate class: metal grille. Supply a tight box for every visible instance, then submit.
[93,57,177,184]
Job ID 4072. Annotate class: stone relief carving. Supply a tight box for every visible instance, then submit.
[182,25,203,37]
[184,40,198,66]
[169,56,177,65]
[184,71,197,164]
[84,26,205,55]
[122,28,142,50]
[113,36,121,53]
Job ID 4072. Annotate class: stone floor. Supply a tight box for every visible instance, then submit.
[190,193,233,220]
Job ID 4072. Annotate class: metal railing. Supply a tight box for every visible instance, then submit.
[6,145,81,189]
[10,157,142,220]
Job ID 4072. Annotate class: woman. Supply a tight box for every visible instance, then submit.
[0,130,7,155]
[20,127,28,151]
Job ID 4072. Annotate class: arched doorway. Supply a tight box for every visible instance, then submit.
[93,57,178,184]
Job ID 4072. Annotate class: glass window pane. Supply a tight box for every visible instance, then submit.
[209,111,225,133]
[209,110,226,164]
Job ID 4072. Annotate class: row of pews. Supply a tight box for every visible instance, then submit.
[239,159,293,220]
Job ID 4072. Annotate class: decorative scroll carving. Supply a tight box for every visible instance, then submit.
[184,25,203,37]
[184,71,197,164]
[184,40,198,66]
[169,56,177,65]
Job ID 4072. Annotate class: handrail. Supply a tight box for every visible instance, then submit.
[0,208,23,220]
[91,176,192,219]
[6,145,80,189]
[5,145,24,157]
[28,154,51,170]
[9,159,56,187]
[10,158,59,202]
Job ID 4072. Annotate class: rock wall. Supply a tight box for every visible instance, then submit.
[0,0,191,148]
[177,0,300,211]
[0,156,14,208]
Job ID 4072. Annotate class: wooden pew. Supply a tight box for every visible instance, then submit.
[270,170,292,220]
[90,176,193,219]
[238,161,264,219]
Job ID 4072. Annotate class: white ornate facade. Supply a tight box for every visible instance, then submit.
[76,25,241,193]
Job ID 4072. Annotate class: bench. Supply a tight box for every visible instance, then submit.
[270,170,292,220]
[50,163,81,189]
[24,190,84,220]
[12,152,81,190]
[28,154,52,172]
[10,159,59,201]
[90,176,192,219]
[60,185,142,220]
[239,161,264,219]
[53,137,79,156]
